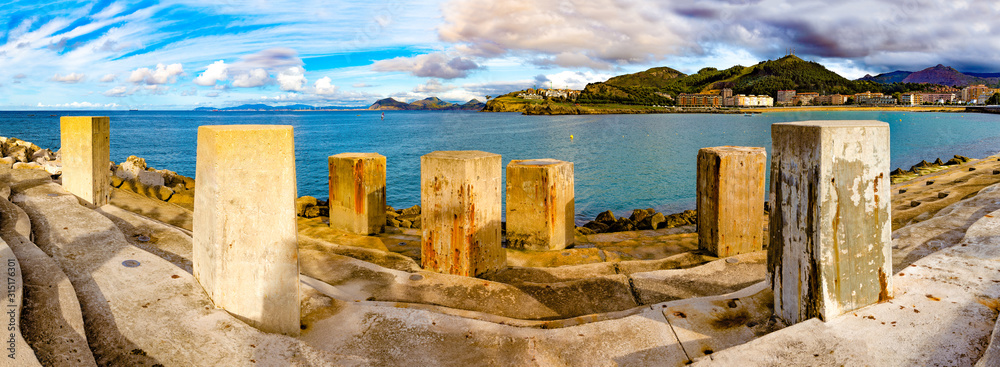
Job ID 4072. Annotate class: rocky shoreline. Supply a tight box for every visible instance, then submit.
[890,154,972,184]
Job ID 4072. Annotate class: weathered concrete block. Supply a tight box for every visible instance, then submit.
[328,153,386,235]
[60,116,110,206]
[421,151,504,276]
[769,120,891,324]
[696,146,766,257]
[192,125,300,336]
[505,159,575,251]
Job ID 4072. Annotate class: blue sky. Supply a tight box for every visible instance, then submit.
[2,0,999,110]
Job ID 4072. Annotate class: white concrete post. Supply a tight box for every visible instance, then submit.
[192,125,300,336]
[328,153,387,235]
[506,159,575,251]
[769,120,891,324]
[696,146,766,257]
[421,151,504,276]
[59,116,110,206]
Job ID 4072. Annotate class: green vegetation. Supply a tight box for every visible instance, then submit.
[988,92,1000,105]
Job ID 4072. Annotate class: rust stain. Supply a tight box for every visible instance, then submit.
[353,160,365,214]
[925,294,941,301]
[877,267,890,302]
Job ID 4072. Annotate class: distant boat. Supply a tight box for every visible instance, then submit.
[129,108,139,111]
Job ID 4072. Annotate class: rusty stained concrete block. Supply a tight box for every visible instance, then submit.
[60,116,110,206]
[192,125,300,336]
[421,151,505,277]
[696,146,766,257]
[328,153,386,235]
[768,120,891,324]
[506,159,575,251]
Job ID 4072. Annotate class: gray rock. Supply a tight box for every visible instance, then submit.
[137,170,165,187]
[115,155,147,180]
[595,210,616,224]
[400,205,421,216]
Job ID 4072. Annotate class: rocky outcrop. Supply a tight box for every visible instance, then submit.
[582,208,696,235]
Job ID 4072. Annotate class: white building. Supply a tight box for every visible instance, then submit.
[735,94,774,107]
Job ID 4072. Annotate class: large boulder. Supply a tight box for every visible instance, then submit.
[31,148,54,163]
[400,205,421,216]
[629,209,650,223]
[0,157,13,168]
[115,155,147,180]
[595,210,616,224]
[42,160,62,176]
[6,145,30,163]
[638,212,666,230]
[136,170,165,187]
[583,221,609,233]
[608,217,635,232]
[296,196,318,217]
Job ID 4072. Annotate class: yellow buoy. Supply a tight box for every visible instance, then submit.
[570,134,574,140]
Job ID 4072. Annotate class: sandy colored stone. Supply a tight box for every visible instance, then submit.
[769,121,891,324]
[420,151,505,276]
[328,153,386,235]
[505,159,574,251]
[192,125,300,336]
[60,116,110,206]
[696,146,765,257]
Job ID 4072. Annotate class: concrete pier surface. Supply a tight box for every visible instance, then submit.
[5,127,1000,365]
[192,125,301,336]
[420,150,505,277]
[696,146,766,257]
[328,153,387,235]
[505,159,575,251]
[769,121,892,324]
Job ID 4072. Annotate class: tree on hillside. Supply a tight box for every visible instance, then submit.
[988,93,1000,105]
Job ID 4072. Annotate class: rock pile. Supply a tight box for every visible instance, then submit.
[579,208,696,235]
[109,155,195,205]
[890,155,973,184]
[386,204,421,229]
[0,137,62,175]
[295,196,329,218]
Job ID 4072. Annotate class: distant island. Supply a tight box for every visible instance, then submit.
[193,104,367,111]
[367,97,485,111]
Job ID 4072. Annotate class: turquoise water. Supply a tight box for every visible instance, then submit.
[2,110,999,222]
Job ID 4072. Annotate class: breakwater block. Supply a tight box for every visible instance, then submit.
[192,125,300,336]
[696,146,766,257]
[506,159,575,251]
[769,121,891,324]
[328,153,386,235]
[421,151,504,276]
[60,116,110,206]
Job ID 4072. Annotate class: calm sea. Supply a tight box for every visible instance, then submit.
[2,110,999,223]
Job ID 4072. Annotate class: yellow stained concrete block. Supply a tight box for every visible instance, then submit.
[328,153,386,235]
[696,146,766,257]
[421,151,504,276]
[769,121,891,324]
[192,125,300,336]
[506,159,575,251]
[60,116,110,206]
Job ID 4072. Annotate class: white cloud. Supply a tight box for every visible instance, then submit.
[128,63,184,85]
[13,74,27,80]
[371,52,480,79]
[231,68,270,88]
[194,60,229,86]
[50,73,86,83]
[313,77,337,95]
[534,70,612,90]
[36,101,121,109]
[100,73,117,82]
[180,87,197,96]
[413,79,455,94]
[352,82,372,88]
[205,91,220,97]
[277,66,306,91]
[103,86,129,97]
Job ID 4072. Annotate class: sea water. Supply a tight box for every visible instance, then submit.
[2,110,999,223]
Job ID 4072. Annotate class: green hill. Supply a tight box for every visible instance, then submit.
[577,55,876,105]
[368,97,485,111]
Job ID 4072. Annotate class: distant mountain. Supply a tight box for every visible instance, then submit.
[367,97,485,111]
[859,70,912,84]
[859,65,1000,87]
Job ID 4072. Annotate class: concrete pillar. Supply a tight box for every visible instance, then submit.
[59,116,110,206]
[696,146,766,257]
[192,125,299,336]
[505,159,574,251]
[328,153,386,235]
[421,151,504,276]
[769,121,891,324]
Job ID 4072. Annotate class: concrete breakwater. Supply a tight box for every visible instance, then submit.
[6,116,1000,365]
